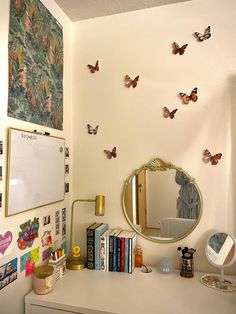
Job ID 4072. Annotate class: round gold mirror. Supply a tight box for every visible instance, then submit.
[122,158,202,243]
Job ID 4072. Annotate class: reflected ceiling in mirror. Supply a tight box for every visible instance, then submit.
[122,158,202,243]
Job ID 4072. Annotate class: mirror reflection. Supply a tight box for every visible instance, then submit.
[206,232,236,267]
[123,158,202,243]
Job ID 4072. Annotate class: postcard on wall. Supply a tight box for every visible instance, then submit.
[0,141,3,156]
[0,258,17,290]
[8,0,63,130]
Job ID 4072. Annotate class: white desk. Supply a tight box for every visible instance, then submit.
[25,268,236,314]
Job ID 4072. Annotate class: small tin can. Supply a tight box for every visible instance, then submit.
[33,265,54,295]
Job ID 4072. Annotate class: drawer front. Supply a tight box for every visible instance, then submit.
[31,304,83,314]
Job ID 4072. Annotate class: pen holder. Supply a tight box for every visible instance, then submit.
[180,257,194,278]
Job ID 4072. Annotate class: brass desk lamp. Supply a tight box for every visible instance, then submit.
[66,195,105,270]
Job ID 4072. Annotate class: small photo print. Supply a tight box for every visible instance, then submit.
[65,182,69,193]
[0,258,17,290]
[65,147,69,158]
[0,193,2,208]
[65,164,69,174]
[43,215,51,226]
[55,210,60,236]
[0,141,2,155]
[0,166,2,181]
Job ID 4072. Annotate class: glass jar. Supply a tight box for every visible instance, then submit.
[135,245,143,267]
[33,265,54,294]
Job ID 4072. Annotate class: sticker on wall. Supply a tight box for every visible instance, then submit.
[65,164,69,174]
[194,26,211,41]
[25,260,35,277]
[30,247,40,264]
[62,207,66,238]
[172,42,188,55]
[43,214,51,226]
[0,258,17,290]
[104,147,117,159]
[20,251,31,272]
[55,210,60,236]
[17,217,39,250]
[87,60,99,73]
[0,193,2,209]
[203,149,222,165]
[0,166,2,181]
[42,247,51,261]
[65,147,69,158]
[124,75,139,88]
[0,230,13,256]
[0,141,2,155]
[41,230,52,247]
[163,107,178,119]
[65,182,69,193]
[87,124,99,135]
[179,87,198,104]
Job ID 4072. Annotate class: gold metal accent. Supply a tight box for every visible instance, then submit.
[122,158,203,244]
[5,127,65,217]
[66,195,105,270]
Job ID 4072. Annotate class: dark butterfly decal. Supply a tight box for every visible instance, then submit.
[87,124,99,135]
[172,42,188,55]
[104,147,117,159]
[194,26,211,42]
[87,60,99,73]
[163,107,178,119]
[203,149,222,165]
[179,87,198,104]
[124,75,139,88]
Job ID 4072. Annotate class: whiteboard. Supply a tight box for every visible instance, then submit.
[6,128,65,216]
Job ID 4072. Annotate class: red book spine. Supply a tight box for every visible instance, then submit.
[121,237,125,272]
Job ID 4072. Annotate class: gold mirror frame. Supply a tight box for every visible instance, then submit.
[122,158,203,243]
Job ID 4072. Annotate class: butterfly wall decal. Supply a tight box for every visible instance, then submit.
[124,75,139,88]
[203,149,222,165]
[194,26,211,41]
[172,42,188,55]
[87,124,99,135]
[163,107,178,119]
[87,60,99,73]
[104,147,117,159]
[179,87,198,104]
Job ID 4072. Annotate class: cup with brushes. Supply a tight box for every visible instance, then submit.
[178,246,196,278]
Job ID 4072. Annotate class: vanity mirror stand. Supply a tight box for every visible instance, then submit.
[201,232,236,292]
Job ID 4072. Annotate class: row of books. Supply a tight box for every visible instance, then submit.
[86,222,137,273]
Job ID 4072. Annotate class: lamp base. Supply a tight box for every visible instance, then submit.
[66,255,86,270]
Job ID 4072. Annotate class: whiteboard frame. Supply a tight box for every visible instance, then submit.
[5,128,65,217]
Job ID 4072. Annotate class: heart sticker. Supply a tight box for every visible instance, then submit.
[0,231,13,255]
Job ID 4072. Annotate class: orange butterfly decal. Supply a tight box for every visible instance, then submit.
[203,149,222,165]
[163,107,178,119]
[87,124,99,135]
[179,87,198,104]
[172,42,188,55]
[104,147,117,159]
[87,60,99,73]
[194,26,211,42]
[124,75,139,88]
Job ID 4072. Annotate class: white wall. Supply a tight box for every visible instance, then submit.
[71,0,236,275]
[0,1,72,313]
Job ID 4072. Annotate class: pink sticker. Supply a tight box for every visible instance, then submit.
[0,231,13,255]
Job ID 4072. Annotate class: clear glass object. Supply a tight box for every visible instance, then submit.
[135,245,143,267]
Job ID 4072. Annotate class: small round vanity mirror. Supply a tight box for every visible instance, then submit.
[122,158,202,243]
[201,232,236,292]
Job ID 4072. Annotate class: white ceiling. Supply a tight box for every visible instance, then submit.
[55,0,191,22]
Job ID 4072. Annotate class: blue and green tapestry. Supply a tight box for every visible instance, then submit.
[8,0,63,130]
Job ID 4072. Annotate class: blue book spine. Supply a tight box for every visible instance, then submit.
[124,237,129,273]
[94,224,109,270]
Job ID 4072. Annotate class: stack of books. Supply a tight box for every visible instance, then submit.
[86,223,137,273]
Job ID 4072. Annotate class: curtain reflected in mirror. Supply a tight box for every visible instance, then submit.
[123,158,202,243]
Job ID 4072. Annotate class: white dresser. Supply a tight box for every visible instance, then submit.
[25,268,236,314]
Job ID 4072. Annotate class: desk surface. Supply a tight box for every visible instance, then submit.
[25,268,236,314]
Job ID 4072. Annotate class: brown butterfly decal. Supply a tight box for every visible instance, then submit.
[203,149,222,165]
[87,124,99,135]
[194,26,211,42]
[104,147,117,159]
[163,107,178,119]
[179,87,198,104]
[172,42,188,55]
[87,60,99,73]
[124,75,139,88]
